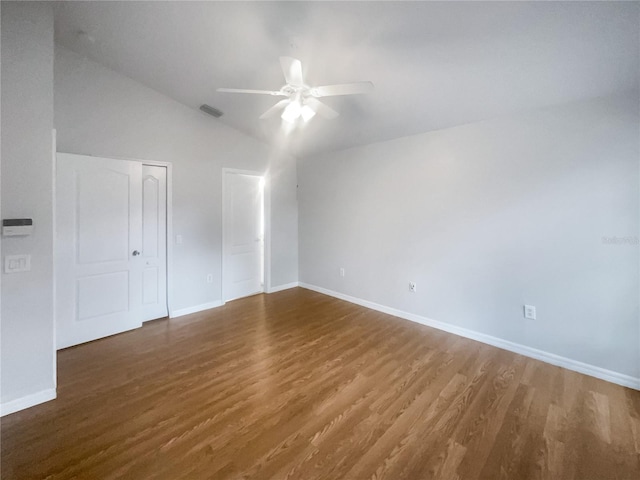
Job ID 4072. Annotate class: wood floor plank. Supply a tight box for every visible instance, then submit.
[1,288,639,480]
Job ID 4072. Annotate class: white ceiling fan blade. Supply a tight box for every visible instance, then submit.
[280,57,304,86]
[259,99,290,119]
[311,81,374,97]
[306,97,339,119]
[217,88,284,96]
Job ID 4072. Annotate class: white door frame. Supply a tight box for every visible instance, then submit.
[221,168,270,304]
[55,153,173,331]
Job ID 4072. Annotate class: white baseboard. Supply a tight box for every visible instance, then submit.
[266,282,299,294]
[170,300,223,318]
[1,388,56,417]
[170,284,300,318]
[299,283,640,390]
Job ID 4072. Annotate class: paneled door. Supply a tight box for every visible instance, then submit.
[223,171,264,302]
[56,153,147,349]
[141,165,168,321]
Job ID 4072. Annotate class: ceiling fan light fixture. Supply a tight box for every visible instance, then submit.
[281,101,302,123]
[300,104,316,122]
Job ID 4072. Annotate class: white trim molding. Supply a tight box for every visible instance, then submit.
[266,282,299,294]
[170,301,223,319]
[299,283,640,391]
[1,389,57,417]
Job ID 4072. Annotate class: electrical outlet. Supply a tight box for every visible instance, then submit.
[409,281,417,292]
[176,234,183,245]
[524,305,536,320]
[340,267,345,277]
[4,254,31,273]
[207,274,214,283]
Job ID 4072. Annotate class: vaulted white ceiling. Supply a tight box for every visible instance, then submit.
[54,1,639,158]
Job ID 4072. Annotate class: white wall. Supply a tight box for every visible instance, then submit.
[1,3,57,411]
[298,94,640,383]
[54,46,299,312]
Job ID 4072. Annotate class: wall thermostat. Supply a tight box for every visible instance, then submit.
[2,219,33,236]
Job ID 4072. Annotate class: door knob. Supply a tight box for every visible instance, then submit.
[132,250,140,256]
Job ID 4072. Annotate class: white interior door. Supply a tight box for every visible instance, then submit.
[56,153,143,349]
[141,165,168,321]
[223,171,264,302]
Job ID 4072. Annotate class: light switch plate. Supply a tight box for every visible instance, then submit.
[4,254,31,273]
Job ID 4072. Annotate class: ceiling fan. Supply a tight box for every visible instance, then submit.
[217,57,374,123]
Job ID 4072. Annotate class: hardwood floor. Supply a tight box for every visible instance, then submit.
[2,287,639,479]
